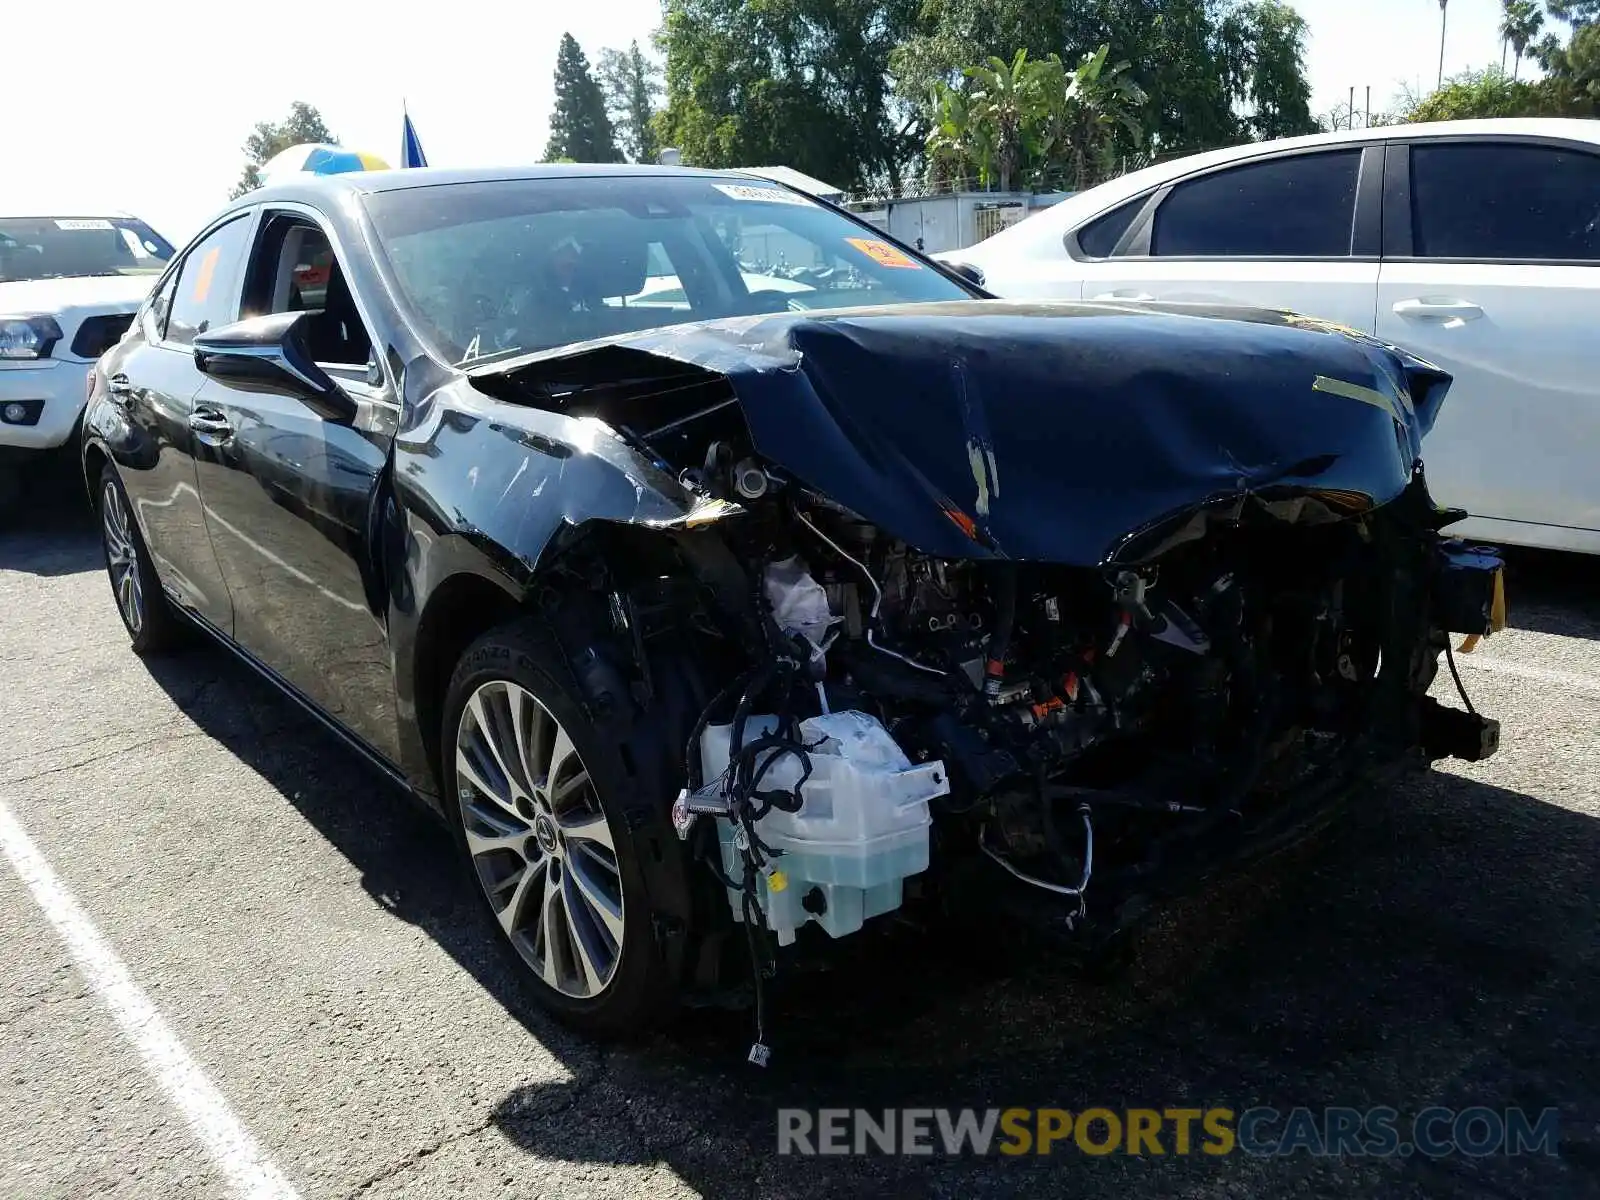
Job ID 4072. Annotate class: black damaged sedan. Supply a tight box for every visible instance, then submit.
[83,165,1504,1043]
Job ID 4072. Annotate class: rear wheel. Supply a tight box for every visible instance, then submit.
[98,465,185,654]
[443,618,678,1036]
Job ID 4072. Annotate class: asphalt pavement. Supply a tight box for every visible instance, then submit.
[2,482,1597,1199]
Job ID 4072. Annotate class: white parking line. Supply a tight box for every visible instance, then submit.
[0,800,300,1200]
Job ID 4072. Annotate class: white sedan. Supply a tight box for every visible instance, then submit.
[946,118,1600,555]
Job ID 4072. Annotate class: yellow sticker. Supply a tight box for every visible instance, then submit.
[845,237,922,270]
[767,870,788,893]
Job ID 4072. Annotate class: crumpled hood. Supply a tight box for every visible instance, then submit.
[478,300,1451,565]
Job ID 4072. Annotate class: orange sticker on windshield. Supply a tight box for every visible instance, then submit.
[190,247,220,303]
[845,237,922,270]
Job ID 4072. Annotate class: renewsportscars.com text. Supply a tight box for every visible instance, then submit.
[777,1106,1561,1158]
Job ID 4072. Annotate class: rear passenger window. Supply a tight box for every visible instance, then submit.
[1075,197,1145,257]
[1409,142,1600,261]
[1152,150,1361,258]
[166,217,252,346]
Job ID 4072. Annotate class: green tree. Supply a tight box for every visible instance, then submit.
[1500,0,1545,78]
[1537,2,1600,111]
[962,50,1041,191]
[896,0,1314,160]
[924,84,991,188]
[1226,0,1318,140]
[598,41,663,162]
[1546,0,1600,21]
[545,33,623,163]
[1402,66,1565,120]
[1030,46,1148,190]
[656,0,924,193]
[230,102,338,198]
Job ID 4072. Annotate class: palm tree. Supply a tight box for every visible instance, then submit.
[1437,0,1449,89]
[963,50,1040,192]
[1500,0,1546,80]
[1031,46,1148,192]
[925,85,991,192]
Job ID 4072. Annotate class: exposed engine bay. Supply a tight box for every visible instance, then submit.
[588,421,1502,1065]
[473,301,1507,1060]
[665,439,1499,928]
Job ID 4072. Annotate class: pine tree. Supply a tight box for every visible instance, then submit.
[599,41,663,162]
[544,33,623,163]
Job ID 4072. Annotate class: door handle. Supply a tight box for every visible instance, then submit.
[1392,297,1484,323]
[1092,290,1155,302]
[187,408,233,440]
[106,374,135,405]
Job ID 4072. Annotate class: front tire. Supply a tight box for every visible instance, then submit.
[442,618,678,1037]
[98,464,184,655]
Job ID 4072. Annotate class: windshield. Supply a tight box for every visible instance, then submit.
[362,176,973,366]
[0,217,174,283]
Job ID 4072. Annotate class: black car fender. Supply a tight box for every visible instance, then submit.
[387,383,719,802]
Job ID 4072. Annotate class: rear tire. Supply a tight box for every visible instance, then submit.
[98,464,185,655]
[442,616,680,1037]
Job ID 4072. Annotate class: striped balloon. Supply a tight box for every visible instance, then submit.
[259,143,391,184]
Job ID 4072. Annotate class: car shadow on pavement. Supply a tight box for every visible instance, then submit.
[0,464,99,578]
[142,643,1600,1200]
[1501,548,1600,641]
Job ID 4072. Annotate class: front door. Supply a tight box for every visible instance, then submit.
[1375,138,1600,544]
[106,214,256,631]
[191,211,402,762]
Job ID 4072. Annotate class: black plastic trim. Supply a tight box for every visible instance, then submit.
[1353,145,1385,257]
[71,314,136,360]
[1382,141,1412,258]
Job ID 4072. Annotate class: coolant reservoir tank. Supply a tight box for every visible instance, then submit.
[699,711,948,945]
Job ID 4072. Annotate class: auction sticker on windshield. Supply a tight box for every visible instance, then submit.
[845,237,923,270]
[713,184,814,206]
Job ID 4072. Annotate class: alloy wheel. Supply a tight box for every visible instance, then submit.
[101,480,144,636]
[455,680,625,999]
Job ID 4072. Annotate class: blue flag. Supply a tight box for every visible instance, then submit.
[401,108,428,169]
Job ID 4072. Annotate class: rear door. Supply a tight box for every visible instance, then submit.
[1074,145,1383,334]
[105,213,255,631]
[1375,137,1600,545]
[190,207,402,763]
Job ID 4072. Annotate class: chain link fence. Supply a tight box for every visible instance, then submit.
[842,143,1245,208]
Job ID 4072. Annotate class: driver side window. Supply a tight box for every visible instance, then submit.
[244,214,374,369]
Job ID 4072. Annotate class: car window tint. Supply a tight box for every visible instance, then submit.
[1075,197,1145,257]
[1152,150,1361,258]
[1410,142,1600,261]
[166,218,252,346]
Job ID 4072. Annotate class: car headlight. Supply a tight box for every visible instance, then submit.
[0,315,64,360]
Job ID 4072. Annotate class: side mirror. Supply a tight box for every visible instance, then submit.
[944,260,987,290]
[192,311,357,423]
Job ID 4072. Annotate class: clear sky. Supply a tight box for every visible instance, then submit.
[3,0,1521,244]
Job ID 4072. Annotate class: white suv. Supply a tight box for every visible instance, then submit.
[948,119,1600,555]
[1,212,174,506]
